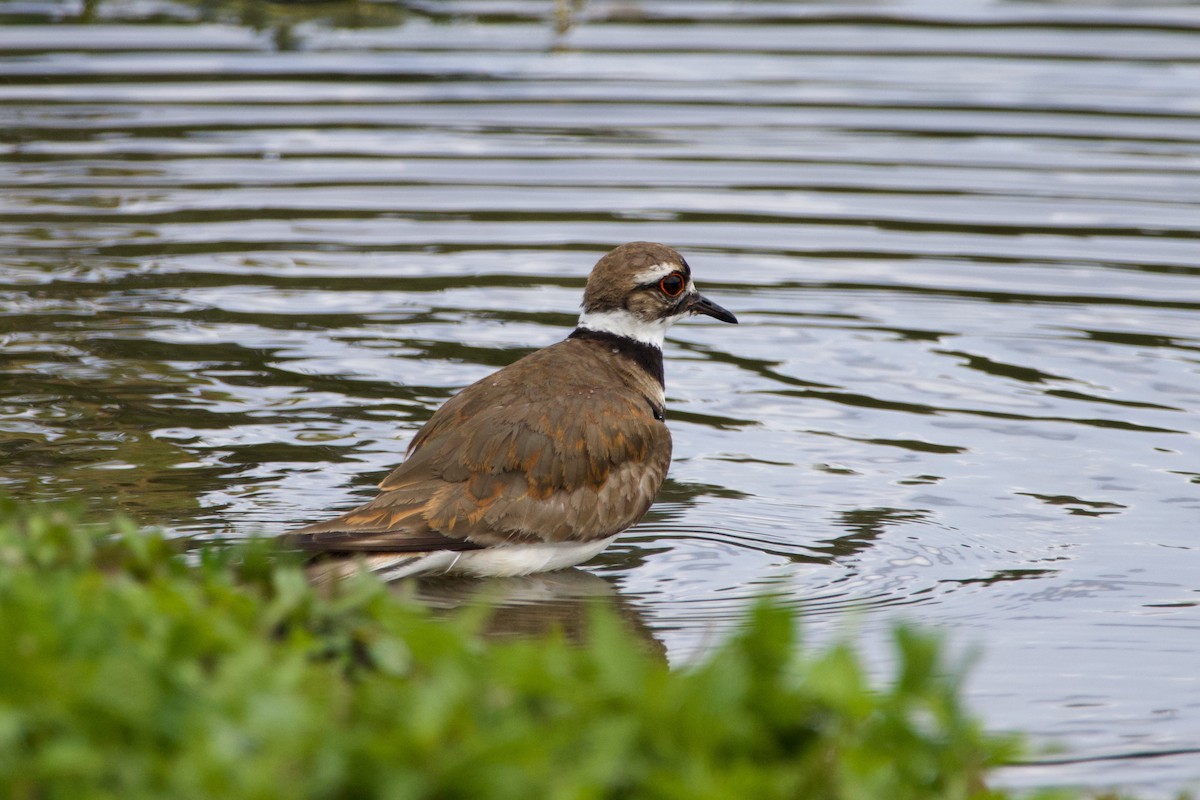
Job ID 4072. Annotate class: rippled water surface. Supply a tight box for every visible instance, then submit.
[3,0,1200,792]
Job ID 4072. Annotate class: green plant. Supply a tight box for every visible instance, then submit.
[0,497,1064,799]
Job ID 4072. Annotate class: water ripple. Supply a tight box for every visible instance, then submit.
[3,1,1200,792]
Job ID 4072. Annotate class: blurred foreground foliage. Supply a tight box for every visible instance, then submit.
[0,497,1107,799]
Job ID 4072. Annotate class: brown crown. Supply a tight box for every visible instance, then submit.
[581,242,687,313]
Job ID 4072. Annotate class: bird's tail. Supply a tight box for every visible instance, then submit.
[304,550,461,585]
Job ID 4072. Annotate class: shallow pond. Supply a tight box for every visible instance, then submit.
[2,0,1199,793]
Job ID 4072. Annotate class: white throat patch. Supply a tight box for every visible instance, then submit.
[577,308,683,348]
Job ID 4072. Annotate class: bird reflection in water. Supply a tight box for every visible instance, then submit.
[401,569,667,662]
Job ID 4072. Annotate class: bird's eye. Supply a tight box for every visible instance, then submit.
[659,273,686,297]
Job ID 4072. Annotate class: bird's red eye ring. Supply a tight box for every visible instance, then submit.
[659,273,686,297]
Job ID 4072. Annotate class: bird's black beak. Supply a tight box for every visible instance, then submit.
[688,292,738,324]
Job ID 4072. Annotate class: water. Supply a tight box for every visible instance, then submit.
[2,0,1200,793]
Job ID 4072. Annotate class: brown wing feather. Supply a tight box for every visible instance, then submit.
[284,337,671,553]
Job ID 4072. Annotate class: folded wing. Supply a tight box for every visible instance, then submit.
[285,347,671,553]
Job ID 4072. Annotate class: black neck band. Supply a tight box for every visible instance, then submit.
[568,327,664,387]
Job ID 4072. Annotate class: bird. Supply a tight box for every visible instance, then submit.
[285,241,737,581]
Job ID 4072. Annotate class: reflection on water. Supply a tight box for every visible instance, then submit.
[3,0,1200,793]
[409,569,666,662]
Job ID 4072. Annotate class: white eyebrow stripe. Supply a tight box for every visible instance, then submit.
[632,261,682,284]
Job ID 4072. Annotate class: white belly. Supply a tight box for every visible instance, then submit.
[451,536,618,577]
[360,536,618,581]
